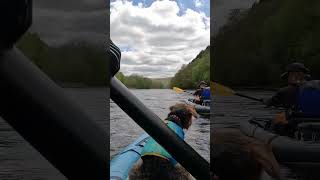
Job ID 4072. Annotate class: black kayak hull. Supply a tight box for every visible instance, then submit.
[240,120,320,168]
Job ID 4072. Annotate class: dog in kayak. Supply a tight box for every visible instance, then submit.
[129,103,198,180]
[211,128,283,180]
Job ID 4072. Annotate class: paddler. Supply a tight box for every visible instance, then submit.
[129,103,198,180]
[193,81,210,104]
[263,62,310,108]
[263,62,311,136]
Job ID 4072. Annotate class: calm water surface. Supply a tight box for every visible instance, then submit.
[110,89,210,163]
[0,88,107,180]
[212,90,317,180]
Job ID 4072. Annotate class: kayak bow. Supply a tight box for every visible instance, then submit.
[110,133,150,180]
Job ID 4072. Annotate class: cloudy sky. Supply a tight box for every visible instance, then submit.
[30,0,107,46]
[110,0,210,78]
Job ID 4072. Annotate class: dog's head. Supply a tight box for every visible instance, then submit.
[169,103,198,129]
[212,129,282,180]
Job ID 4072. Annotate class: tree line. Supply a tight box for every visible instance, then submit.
[170,46,210,89]
[213,0,320,87]
[115,72,166,89]
[17,33,107,86]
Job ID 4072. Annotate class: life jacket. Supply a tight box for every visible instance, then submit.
[297,80,320,117]
[141,120,184,166]
[201,87,211,100]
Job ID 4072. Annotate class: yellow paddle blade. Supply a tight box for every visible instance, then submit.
[173,87,185,93]
[211,81,235,96]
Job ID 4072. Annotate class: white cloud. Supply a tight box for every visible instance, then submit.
[110,0,210,78]
[194,0,204,8]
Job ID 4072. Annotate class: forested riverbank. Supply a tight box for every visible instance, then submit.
[213,0,320,87]
[170,46,210,89]
[17,33,107,86]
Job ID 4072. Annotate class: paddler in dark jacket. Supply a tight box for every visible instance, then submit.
[263,62,311,136]
[129,103,198,180]
[263,62,310,109]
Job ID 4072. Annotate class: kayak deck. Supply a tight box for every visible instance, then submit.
[184,99,210,117]
[110,133,150,180]
[240,118,320,168]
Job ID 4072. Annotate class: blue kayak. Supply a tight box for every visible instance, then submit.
[110,133,150,180]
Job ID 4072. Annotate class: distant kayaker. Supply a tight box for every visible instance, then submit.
[211,129,283,180]
[129,103,198,180]
[193,81,210,104]
[263,62,310,109]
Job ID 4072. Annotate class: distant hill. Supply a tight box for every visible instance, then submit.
[213,0,320,87]
[16,32,107,86]
[116,72,169,89]
[151,77,172,89]
[170,46,210,89]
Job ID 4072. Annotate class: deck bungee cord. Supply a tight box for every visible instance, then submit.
[0,1,107,179]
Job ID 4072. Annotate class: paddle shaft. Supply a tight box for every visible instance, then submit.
[183,90,194,95]
[235,92,263,102]
[0,48,108,179]
[111,77,210,180]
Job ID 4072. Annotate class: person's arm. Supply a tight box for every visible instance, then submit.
[263,92,283,107]
[193,89,202,96]
[193,90,198,96]
[263,88,288,108]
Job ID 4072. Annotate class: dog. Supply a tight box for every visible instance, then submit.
[129,103,198,180]
[211,128,283,180]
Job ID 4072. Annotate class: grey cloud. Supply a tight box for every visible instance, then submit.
[122,65,177,78]
[34,0,105,12]
[122,59,144,65]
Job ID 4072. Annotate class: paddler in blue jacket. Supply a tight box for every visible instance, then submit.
[129,103,198,180]
[193,81,210,104]
[262,63,310,135]
[263,62,320,136]
[263,62,310,109]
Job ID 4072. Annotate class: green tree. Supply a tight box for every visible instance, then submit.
[170,46,210,89]
[213,0,320,87]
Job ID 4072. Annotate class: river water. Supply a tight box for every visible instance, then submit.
[110,89,210,163]
[212,90,318,180]
[3,88,313,179]
[0,88,107,180]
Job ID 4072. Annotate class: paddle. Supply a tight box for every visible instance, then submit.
[211,81,263,102]
[0,2,107,179]
[173,87,194,95]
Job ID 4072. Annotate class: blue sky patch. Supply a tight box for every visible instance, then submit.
[110,0,210,16]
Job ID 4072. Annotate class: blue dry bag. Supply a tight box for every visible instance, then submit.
[201,87,211,100]
[298,80,320,117]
